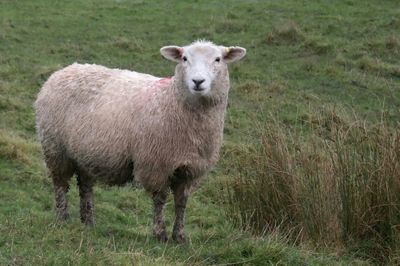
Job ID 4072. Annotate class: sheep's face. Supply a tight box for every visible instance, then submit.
[160,41,246,97]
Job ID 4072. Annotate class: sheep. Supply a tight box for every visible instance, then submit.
[35,40,246,243]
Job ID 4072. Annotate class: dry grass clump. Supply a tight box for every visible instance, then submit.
[302,38,333,55]
[235,80,263,94]
[334,53,351,69]
[265,21,333,56]
[0,129,39,165]
[34,64,63,86]
[267,80,287,94]
[266,21,305,45]
[301,59,317,72]
[215,19,247,34]
[357,56,400,78]
[223,111,400,263]
[233,80,287,99]
[388,17,400,28]
[112,37,144,52]
[385,35,400,52]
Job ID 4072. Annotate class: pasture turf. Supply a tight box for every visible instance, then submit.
[1,0,399,264]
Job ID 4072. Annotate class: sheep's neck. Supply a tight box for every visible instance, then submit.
[172,80,229,113]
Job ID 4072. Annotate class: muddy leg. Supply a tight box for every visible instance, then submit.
[77,175,95,225]
[53,178,70,221]
[152,189,169,242]
[171,181,190,244]
[43,146,74,222]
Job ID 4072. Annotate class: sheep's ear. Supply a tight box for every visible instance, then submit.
[222,46,246,63]
[160,46,183,63]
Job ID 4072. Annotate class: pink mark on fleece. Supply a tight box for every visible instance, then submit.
[154,76,173,86]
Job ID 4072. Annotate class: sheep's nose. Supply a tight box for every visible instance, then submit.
[192,79,205,89]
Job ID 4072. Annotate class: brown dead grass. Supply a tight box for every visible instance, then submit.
[223,111,400,263]
[0,129,39,165]
[266,20,305,45]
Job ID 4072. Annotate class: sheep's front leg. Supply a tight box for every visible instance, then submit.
[152,189,169,242]
[171,181,189,244]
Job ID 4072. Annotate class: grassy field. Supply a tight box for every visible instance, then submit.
[1,0,399,264]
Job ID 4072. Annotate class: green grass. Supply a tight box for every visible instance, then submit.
[1,0,399,264]
[1,161,356,265]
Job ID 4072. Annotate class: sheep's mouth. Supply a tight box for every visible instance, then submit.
[190,87,211,96]
[193,87,205,92]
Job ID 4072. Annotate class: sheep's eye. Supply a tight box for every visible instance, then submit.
[182,56,187,62]
[215,57,221,62]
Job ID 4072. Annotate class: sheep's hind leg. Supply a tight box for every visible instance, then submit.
[171,181,190,244]
[152,189,169,242]
[47,158,73,221]
[77,175,95,226]
[53,178,70,221]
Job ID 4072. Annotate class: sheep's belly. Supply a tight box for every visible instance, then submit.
[82,161,134,186]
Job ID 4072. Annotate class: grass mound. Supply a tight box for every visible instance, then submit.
[266,20,305,45]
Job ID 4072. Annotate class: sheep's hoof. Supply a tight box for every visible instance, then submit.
[56,212,69,221]
[154,231,169,243]
[172,233,186,244]
[81,217,95,226]
[84,220,95,226]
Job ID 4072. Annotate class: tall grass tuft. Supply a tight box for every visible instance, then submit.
[266,20,305,45]
[222,111,400,263]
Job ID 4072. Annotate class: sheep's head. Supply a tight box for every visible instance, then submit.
[160,41,246,97]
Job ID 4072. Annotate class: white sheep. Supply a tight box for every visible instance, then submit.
[35,40,246,243]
